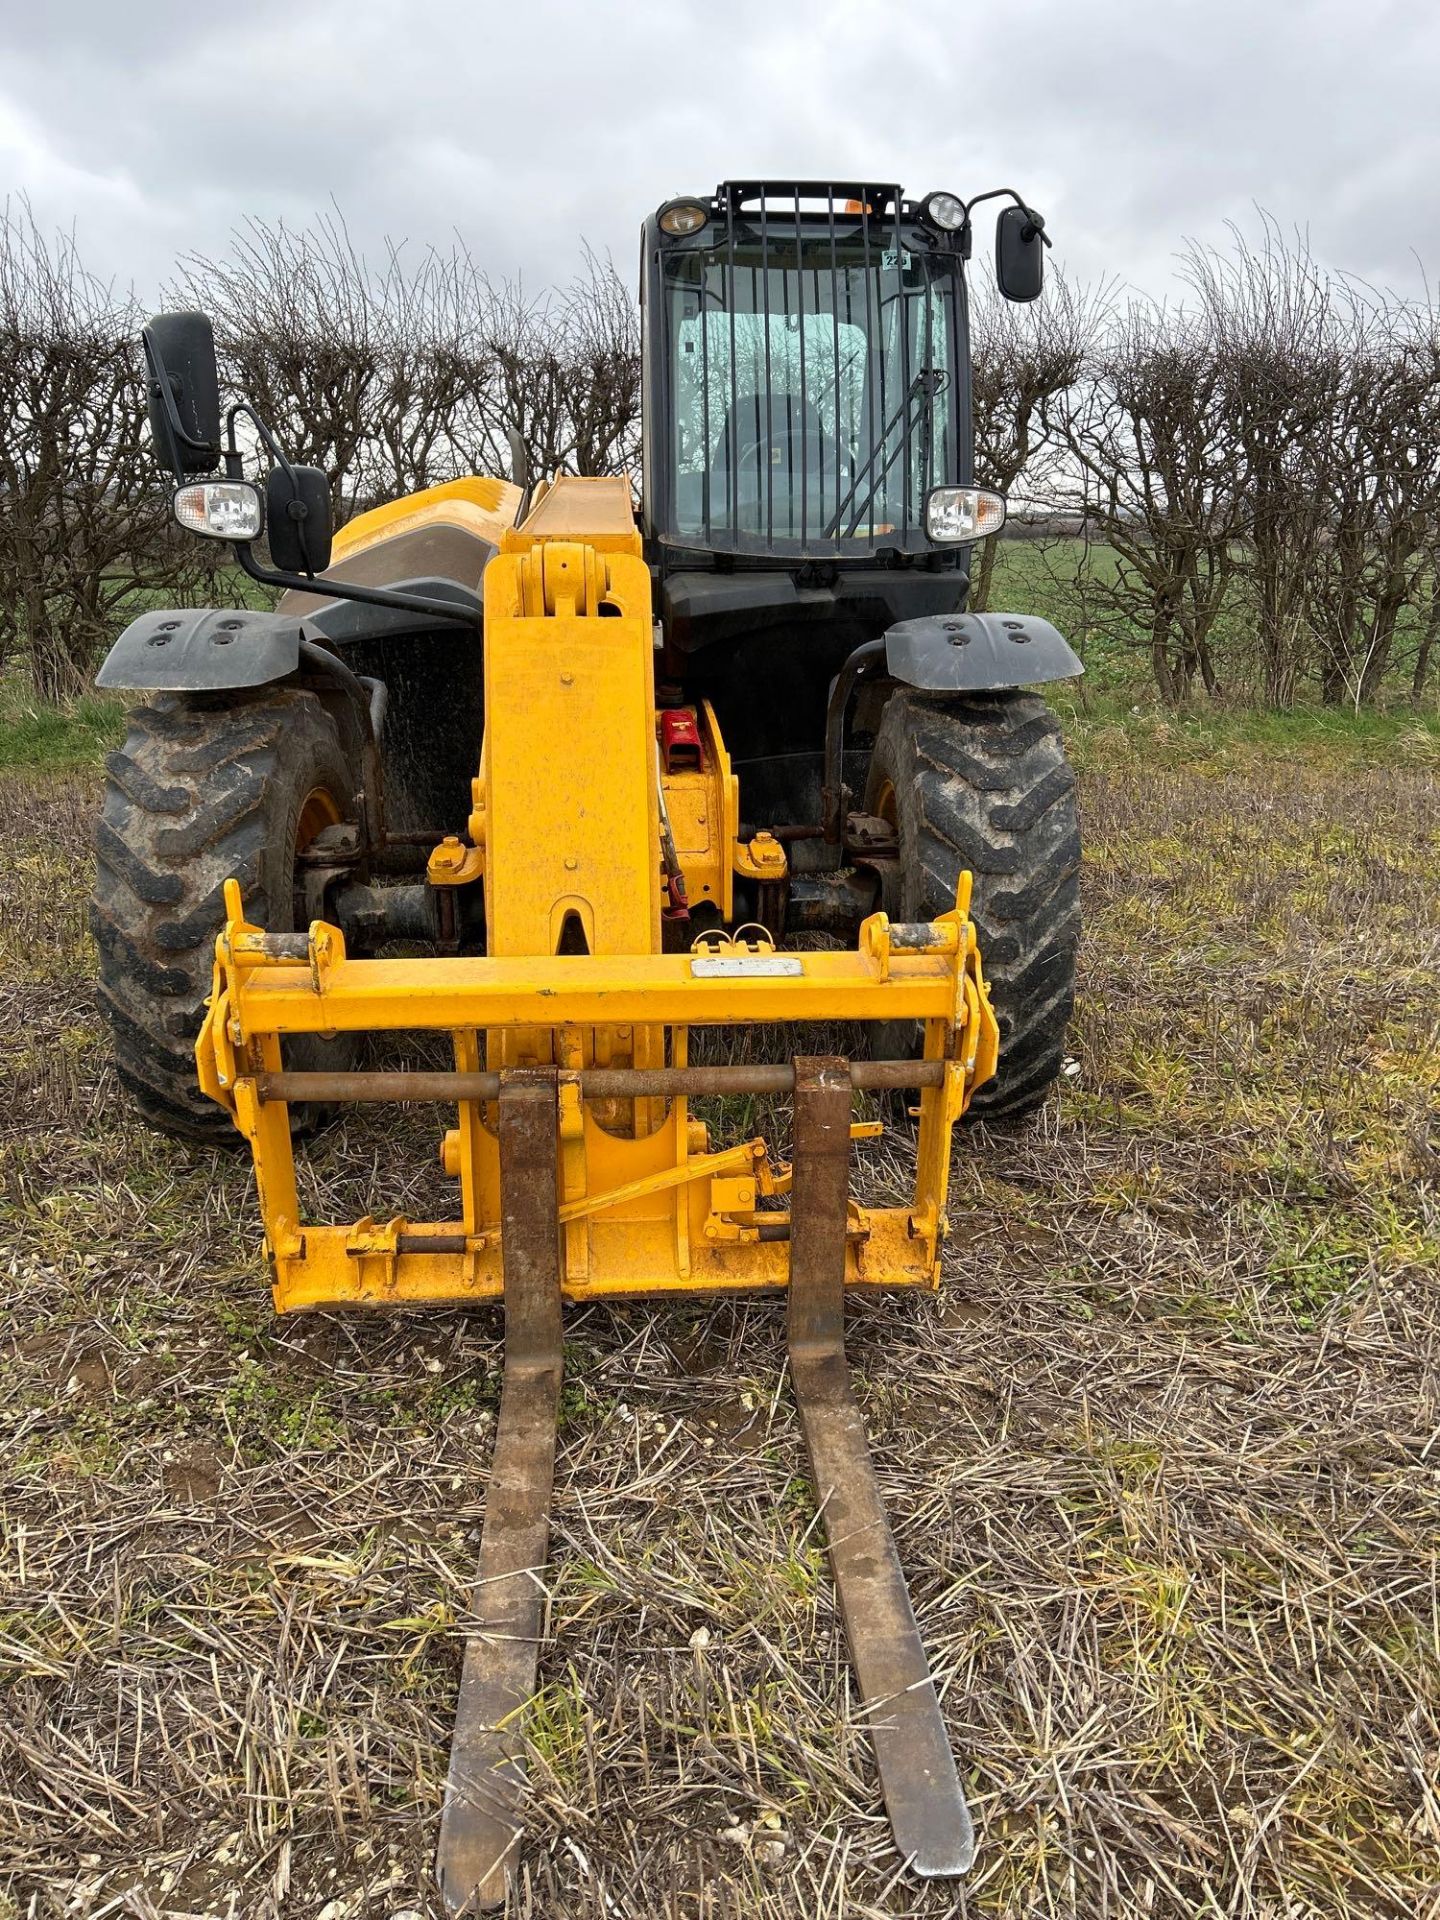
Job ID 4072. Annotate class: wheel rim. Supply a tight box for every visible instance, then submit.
[290,787,346,937]
[872,775,898,834]
[296,786,343,852]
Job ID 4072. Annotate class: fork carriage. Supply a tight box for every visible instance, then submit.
[200,886,996,1907]
[201,881,996,1308]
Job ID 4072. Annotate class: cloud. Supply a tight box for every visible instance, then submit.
[3,0,1437,305]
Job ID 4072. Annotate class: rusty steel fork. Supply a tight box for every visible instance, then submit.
[436,1059,972,1906]
[788,1057,975,1879]
[436,1071,564,1915]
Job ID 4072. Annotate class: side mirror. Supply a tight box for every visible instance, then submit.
[143,312,222,477]
[996,206,1045,303]
[265,465,333,574]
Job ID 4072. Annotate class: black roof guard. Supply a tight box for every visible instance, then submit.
[715,181,907,218]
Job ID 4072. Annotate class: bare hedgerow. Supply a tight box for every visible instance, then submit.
[172,213,384,523]
[364,240,479,501]
[1186,227,1440,711]
[1050,296,1247,704]
[8,197,1440,710]
[1303,285,1440,708]
[1183,221,1346,708]
[0,199,210,703]
[969,273,1105,612]
[446,243,641,488]
[173,219,641,521]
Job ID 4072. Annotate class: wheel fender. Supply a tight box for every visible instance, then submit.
[884,611,1084,692]
[95,607,307,694]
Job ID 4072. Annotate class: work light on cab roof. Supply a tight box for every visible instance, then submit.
[922,189,966,231]
[657,198,709,236]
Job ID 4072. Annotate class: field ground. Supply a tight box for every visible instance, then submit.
[2,704,1439,1918]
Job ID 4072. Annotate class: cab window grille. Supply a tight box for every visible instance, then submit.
[659,185,962,558]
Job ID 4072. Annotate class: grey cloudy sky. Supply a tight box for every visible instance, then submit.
[3,0,1437,305]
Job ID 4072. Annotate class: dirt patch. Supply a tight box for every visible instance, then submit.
[161,1440,223,1504]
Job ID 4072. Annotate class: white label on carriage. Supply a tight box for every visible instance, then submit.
[690,955,804,977]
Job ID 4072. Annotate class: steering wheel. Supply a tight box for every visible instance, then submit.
[736,421,836,478]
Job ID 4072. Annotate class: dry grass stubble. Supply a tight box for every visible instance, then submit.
[1,734,1437,1918]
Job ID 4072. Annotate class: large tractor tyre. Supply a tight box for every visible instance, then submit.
[865,689,1081,1121]
[92,688,358,1145]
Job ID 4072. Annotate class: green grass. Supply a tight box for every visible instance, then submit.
[0,680,125,771]
[1049,685,1440,772]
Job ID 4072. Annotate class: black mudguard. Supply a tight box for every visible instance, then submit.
[95,607,308,694]
[96,570,485,696]
[884,611,1084,692]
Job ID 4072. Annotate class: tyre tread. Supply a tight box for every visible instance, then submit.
[868,689,1081,1119]
[91,689,351,1144]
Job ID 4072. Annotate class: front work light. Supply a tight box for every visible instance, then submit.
[173,480,264,542]
[658,199,709,237]
[922,191,966,232]
[925,486,1007,543]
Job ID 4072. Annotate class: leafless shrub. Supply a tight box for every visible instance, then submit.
[173,213,384,521]
[172,220,640,522]
[0,200,207,702]
[447,243,640,487]
[969,274,1104,609]
[1182,225,1440,709]
[1306,288,1440,707]
[364,241,477,500]
[1051,297,1246,702]
[1183,224,1346,707]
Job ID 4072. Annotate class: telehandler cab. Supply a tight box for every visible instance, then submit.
[93,181,1082,1909]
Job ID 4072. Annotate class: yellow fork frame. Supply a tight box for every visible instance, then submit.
[198,883,997,1310]
[194,480,999,1312]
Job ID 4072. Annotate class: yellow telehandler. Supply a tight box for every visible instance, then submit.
[93,181,1081,1909]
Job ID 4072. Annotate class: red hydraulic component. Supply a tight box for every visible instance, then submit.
[662,868,691,921]
[659,706,704,773]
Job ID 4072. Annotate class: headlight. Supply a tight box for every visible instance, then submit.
[924,486,1006,543]
[658,200,709,237]
[922,191,966,233]
[174,480,264,541]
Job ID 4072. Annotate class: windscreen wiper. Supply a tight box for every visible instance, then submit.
[824,369,945,540]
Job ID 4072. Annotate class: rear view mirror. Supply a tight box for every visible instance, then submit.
[996,206,1045,303]
[265,465,333,574]
[143,312,222,477]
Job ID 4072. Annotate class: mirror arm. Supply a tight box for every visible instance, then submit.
[218,402,474,625]
[230,541,481,629]
[227,400,299,479]
[957,186,1054,257]
[226,400,331,575]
